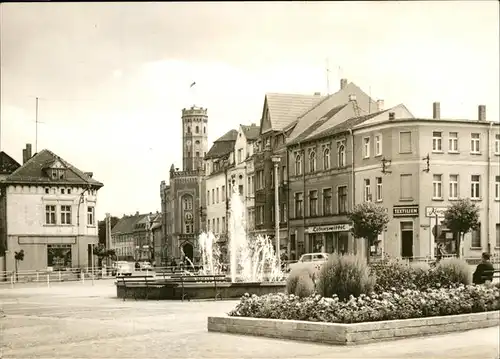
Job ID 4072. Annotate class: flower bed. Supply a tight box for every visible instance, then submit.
[228,285,500,324]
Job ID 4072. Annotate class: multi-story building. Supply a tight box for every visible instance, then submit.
[284,81,384,259]
[160,106,208,264]
[110,212,161,262]
[228,124,260,233]
[204,129,237,242]
[352,102,500,260]
[0,144,103,272]
[253,91,326,255]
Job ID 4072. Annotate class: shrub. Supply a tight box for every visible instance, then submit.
[434,257,471,286]
[294,273,315,298]
[286,264,316,295]
[229,284,500,324]
[316,254,375,301]
[371,257,415,292]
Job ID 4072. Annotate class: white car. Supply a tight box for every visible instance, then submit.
[114,261,133,276]
[288,252,330,273]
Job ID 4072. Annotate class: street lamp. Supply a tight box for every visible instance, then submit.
[271,156,281,270]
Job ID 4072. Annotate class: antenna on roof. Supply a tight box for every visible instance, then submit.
[369,86,372,114]
[35,97,39,153]
[325,58,331,95]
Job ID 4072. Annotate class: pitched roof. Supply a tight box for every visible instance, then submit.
[263,93,325,133]
[286,82,377,143]
[205,129,238,159]
[112,212,162,235]
[241,124,260,140]
[3,149,103,187]
[0,151,21,175]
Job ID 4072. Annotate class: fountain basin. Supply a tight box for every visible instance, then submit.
[115,279,286,300]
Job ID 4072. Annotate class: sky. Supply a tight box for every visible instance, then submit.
[1,1,499,220]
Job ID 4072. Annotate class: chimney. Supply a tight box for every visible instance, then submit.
[340,78,348,90]
[22,144,32,164]
[433,102,441,119]
[314,92,321,96]
[376,99,384,111]
[135,211,139,216]
[388,112,395,121]
[84,172,93,178]
[478,105,486,121]
[348,94,357,102]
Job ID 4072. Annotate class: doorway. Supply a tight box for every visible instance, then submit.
[400,222,414,258]
[182,242,194,264]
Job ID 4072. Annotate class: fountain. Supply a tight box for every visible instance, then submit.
[115,184,286,300]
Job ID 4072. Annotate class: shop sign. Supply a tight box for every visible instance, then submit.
[393,205,419,217]
[425,206,448,218]
[306,224,352,233]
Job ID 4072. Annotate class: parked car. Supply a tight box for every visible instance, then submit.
[287,252,329,273]
[114,261,133,276]
[138,261,153,271]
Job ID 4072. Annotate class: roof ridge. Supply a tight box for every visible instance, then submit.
[7,149,47,177]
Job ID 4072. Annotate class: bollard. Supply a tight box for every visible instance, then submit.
[10,274,14,289]
[36,271,39,282]
[58,271,62,282]
[46,273,50,287]
[81,271,85,284]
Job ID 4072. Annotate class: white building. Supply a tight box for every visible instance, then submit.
[0,146,103,272]
[227,124,260,233]
[204,130,237,238]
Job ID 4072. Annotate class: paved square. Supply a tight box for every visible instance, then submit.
[0,280,499,358]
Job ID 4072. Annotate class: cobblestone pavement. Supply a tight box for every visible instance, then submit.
[0,280,499,359]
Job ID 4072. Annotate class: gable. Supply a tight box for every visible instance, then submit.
[0,151,21,176]
[259,97,272,135]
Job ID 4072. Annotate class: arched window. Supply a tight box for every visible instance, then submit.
[195,126,199,133]
[309,150,316,172]
[187,126,191,134]
[323,148,330,170]
[295,153,302,176]
[204,127,206,134]
[183,196,193,210]
[181,194,194,234]
[338,144,346,167]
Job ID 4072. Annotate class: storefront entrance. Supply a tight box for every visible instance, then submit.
[400,222,414,258]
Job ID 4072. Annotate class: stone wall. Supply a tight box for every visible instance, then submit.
[207,311,500,345]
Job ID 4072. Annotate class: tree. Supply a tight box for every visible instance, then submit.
[442,198,480,259]
[93,243,116,268]
[347,202,389,264]
[14,249,25,281]
[98,216,120,245]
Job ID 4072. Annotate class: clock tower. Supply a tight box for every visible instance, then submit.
[182,106,208,171]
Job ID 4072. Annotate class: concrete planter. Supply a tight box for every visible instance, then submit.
[207,311,500,345]
[116,281,286,300]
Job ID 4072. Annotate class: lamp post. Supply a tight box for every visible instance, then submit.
[271,156,281,270]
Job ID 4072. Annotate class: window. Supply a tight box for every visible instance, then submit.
[187,126,191,134]
[471,133,480,153]
[196,151,200,158]
[399,131,412,153]
[495,176,500,200]
[257,206,264,224]
[195,126,199,133]
[212,189,215,204]
[281,166,287,182]
[432,131,442,152]
[207,190,210,204]
[237,149,242,163]
[256,170,264,189]
[400,174,412,200]
[363,179,371,202]
[471,223,481,248]
[217,187,220,203]
[309,190,318,216]
[238,185,243,196]
[471,175,480,199]
[363,137,370,158]
[61,205,72,225]
[337,143,346,167]
[449,174,459,199]
[338,186,347,214]
[67,189,71,194]
[432,174,443,199]
[45,205,56,225]
[280,203,287,222]
[375,135,382,156]
[295,153,302,175]
[323,148,330,170]
[222,185,225,201]
[323,188,332,215]
[87,206,95,226]
[449,132,458,152]
[495,134,500,155]
[295,192,303,218]
[376,177,383,201]
[61,188,65,194]
[496,223,500,248]
[216,218,220,233]
[309,150,316,172]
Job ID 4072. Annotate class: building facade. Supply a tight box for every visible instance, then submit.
[352,102,500,260]
[0,146,103,272]
[160,106,208,264]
